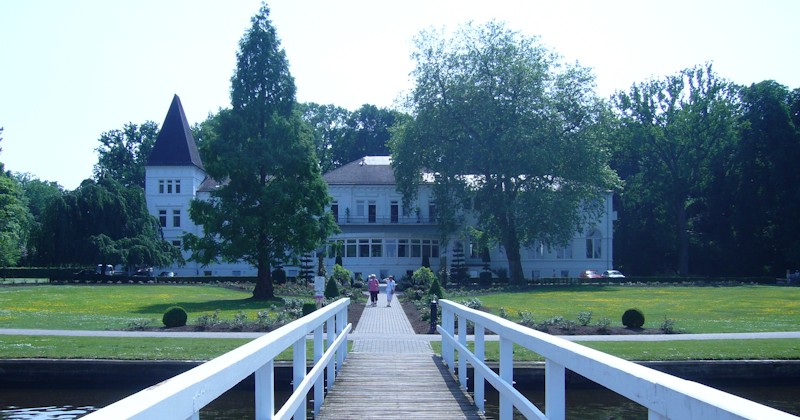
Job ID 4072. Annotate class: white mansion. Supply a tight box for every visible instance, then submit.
[146,95,617,281]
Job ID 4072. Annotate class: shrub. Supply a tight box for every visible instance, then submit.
[196,309,221,329]
[231,311,248,330]
[459,297,482,309]
[596,317,611,333]
[622,308,645,329]
[577,311,593,326]
[498,307,509,319]
[660,316,676,333]
[272,268,287,285]
[479,271,493,287]
[324,277,339,299]
[162,306,188,328]
[331,264,352,287]
[302,302,317,316]
[412,266,436,290]
[428,277,444,300]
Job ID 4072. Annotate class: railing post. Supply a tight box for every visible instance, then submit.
[499,337,514,420]
[255,360,274,420]
[293,337,307,419]
[336,306,346,370]
[326,317,335,390]
[313,326,324,416]
[474,324,485,413]
[442,304,455,372]
[545,359,566,420]
[458,313,467,390]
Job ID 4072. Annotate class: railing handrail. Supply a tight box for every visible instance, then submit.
[84,298,351,420]
[438,299,798,420]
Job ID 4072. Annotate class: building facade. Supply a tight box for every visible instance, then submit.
[145,96,617,280]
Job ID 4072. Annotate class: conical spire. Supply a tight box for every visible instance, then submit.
[146,94,204,170]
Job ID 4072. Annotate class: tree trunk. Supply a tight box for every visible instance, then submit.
[501,234,525,285]
[252,260,274,300]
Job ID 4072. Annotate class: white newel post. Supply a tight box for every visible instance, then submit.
[545,359,566,420]
[255,360,274,420]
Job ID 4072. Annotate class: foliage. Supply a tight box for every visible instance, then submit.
[93,121,160,188]
[196,310,222,329]
[324,276,339,299]
[162,306,188,328]
[392,21,620,284]
[458,297,482,310]
[660,316,677,334]
[428,276,445,300]
[26,176,181,269]
[302,302,317,316]
[479,271,493,287]
[412,266,436,290]
[184,4,337,300]
[272,268,287,285]
[331,264,352,287]
[577,311,593,326]
[612,63,739,276]
[595,317,611,334]
[0,174,30,267]
[621,308,645,329]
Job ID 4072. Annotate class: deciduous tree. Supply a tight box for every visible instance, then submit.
[94,121,160,188]
[392,22,619,284]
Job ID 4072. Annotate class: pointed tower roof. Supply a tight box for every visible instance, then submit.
[146,94,204,170]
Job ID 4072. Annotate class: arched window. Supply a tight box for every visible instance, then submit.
[586,230,602,259]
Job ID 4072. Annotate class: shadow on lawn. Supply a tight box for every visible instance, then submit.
[134,297,286,315]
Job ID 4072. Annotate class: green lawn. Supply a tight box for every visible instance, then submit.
[0,284,293,330]
[462,285,800,333]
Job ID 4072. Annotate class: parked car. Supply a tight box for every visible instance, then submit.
[159,271,175,278]
[602,270,625,278]
[579,270,602,279]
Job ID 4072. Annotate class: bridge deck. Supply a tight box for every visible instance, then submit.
[316,291,486,419]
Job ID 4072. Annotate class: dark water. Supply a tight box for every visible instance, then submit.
[1,383,798,419]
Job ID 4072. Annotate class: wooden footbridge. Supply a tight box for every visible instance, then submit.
[315,293,485,419]
[85,294,798,419]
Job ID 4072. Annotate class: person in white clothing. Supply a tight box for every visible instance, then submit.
[384,275,396,307]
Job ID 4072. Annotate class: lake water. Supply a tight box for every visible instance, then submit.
[2,381,799,419]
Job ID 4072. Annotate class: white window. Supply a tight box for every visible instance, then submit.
[556,245,572,259]
[586,230,602,259]
[158,180,165,194]
[172,210,181,227]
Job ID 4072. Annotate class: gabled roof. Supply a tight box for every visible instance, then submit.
[323,156,396,185]
[146,94,204,170]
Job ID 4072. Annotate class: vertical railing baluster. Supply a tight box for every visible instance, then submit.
[255,360,274,420]
[293,337,307,419]
[443,305,455,373]
[474,324,485,413]
[545,359,566,420]
[313,326,324,416]
[499,337,514,420]
[458,312,467,390]
[326,317,335,390]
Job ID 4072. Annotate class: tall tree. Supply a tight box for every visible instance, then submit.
[298,102,350,172]
[339,104,405,164]
[14,174,63,266]
[94,121,160,188]
[613,63,739,276]
[392,22,619,284]
[0,127,32,267]
[31,176,182,268]
[184,3,336,300]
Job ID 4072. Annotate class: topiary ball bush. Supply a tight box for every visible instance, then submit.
[162,306,188,328]
[622,308,645,329]
[302,302,317,316]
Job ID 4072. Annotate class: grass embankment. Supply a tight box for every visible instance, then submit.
[468,285,800,333]
[0,284,798,361]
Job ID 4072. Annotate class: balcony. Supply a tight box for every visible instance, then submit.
[336,215,438,225]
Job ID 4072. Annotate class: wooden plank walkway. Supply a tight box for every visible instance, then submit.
[315,291,487,419]
[315,353,486,419]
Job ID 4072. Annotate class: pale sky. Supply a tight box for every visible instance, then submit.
[1,0,798,190]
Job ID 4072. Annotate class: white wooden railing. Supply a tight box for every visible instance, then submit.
[438,299,798,420]
[84,298,351,420]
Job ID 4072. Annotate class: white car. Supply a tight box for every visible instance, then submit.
[602,270,625,278]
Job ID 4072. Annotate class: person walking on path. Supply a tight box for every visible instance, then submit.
[367,274,380,307]
[384,275,396,307]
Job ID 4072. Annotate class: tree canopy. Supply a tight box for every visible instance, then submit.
[184,3,337,299]
[391,21,620,284]
[94,121,160,188]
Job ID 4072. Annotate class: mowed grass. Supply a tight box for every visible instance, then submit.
[0,285,295,330]
[467,285,800,333]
